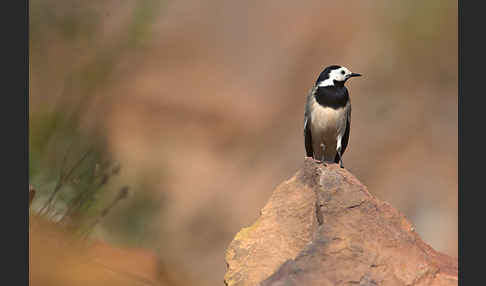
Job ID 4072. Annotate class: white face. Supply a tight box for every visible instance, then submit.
[318,66,353,87]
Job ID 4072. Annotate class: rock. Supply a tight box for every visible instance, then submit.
[89,241,160,285]
[29,215,186,286]
[224,158,458,286]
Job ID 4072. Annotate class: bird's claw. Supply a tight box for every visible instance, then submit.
[313,158,327,166]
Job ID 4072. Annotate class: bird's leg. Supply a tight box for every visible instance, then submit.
[320,143,327,166]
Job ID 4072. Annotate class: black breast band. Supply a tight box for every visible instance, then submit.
[314,85,349,109]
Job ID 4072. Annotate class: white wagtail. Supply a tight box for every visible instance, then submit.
[304,65,361,168]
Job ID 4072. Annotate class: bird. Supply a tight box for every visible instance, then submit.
[303,65,361,168]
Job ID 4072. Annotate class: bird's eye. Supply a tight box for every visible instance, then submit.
[341,70,345,75]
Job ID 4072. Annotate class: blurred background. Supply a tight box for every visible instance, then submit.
[29,0,457,285]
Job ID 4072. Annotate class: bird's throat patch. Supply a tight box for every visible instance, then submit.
[315,86,349,109]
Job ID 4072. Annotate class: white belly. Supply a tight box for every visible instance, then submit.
[309,97,347,161]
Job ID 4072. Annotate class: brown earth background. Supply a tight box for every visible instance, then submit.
[29,1,457,285]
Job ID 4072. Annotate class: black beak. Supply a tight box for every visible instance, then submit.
[348,73,362,78]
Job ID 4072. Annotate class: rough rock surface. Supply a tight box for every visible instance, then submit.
[224,158,458,286]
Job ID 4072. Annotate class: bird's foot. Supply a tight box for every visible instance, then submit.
[318,158,327,166]
[312,158,327,166]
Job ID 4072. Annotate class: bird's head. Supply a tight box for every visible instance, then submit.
[315,65,361,87]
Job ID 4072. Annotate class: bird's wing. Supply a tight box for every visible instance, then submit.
[340,102,351,155]
[304,88,315,157]
[304,117,313,157]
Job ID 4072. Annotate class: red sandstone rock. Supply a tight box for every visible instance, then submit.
[224,158,458,286]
